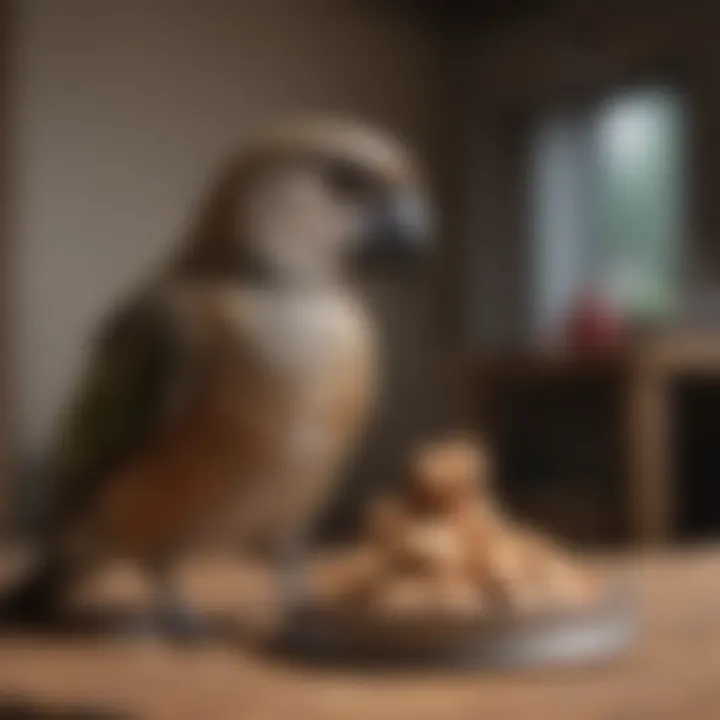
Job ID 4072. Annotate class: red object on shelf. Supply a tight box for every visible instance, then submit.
[566,290,625,353]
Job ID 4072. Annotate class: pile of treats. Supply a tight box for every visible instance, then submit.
[312,437,602,624]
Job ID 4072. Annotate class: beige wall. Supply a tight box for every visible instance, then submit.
[14,0,441,459]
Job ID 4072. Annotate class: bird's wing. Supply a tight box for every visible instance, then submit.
[46,290,198,535]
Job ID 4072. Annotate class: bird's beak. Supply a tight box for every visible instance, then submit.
[356,187,432,271]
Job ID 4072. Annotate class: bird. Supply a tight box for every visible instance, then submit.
[1,116,431,637]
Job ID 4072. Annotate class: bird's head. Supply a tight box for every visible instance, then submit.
[178,117,433,285]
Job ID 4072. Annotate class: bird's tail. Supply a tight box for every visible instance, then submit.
[1,556,74,625]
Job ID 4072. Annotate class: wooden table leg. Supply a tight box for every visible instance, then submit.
[627,363,672,545]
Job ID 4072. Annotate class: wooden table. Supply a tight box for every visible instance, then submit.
[469,331,720,546]
[0,549,719,719]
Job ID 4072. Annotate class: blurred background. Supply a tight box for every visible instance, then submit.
[2,0,720,716]
[3,0,720,551]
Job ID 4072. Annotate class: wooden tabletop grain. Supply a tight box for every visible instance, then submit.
[0,547,718,720]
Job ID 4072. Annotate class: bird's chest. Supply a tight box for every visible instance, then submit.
[241,293,349,386]
[206,290,360,468]
[93,288,372,556]
[184,289,368,546]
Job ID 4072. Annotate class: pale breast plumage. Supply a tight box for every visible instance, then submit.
[194,284,377,549]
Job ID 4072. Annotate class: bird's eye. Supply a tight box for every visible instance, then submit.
[324,159,375,201]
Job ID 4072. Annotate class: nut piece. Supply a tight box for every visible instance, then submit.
[434,577,485,620]
[485,529,599,611]
[457,499,505,562]
[393,519,466,579]
[523,538,599,608]
[372,577,438,620]
[409,437,489,513]
[480,531,530,608]
[312,547,385,608]
[364,495,408,550]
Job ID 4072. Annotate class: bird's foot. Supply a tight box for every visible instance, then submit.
[116,603,210,644]
[160,602,211,644]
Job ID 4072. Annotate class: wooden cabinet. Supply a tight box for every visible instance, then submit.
[468,332,720,546]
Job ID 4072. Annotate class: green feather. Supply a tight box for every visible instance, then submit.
[46,292,190,533]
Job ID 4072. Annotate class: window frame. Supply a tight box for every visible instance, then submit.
[520,67,692,342]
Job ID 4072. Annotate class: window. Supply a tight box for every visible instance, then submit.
[529,85,687,344]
